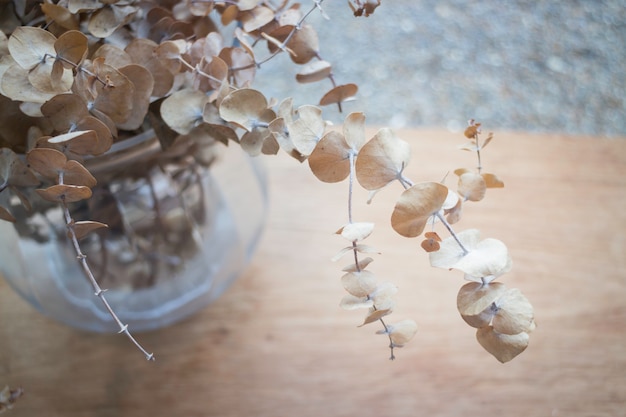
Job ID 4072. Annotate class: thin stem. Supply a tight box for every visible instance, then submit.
[475,134,482,174]
[347,151,395,359]
[61,198,155,361]
[230,0,326,72]
[58,171,154,360]
[435,212,469,255]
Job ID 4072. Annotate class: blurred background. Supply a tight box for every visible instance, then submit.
[255,0,626,137]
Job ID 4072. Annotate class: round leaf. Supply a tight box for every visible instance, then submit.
[356,128,411,190]
[476,326,529,363]
[457,281,507,328]
[391,182,448,238]
[308,131,352,183]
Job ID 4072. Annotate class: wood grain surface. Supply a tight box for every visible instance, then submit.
[1,129,625,417]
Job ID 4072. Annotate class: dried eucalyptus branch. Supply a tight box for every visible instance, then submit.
[61,196,155,361]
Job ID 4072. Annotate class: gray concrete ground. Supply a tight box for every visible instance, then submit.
[254,0,626,137]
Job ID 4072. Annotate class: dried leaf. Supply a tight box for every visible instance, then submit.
[476,326,529,363]
[219,88,268,131]
[63,160,97,187]
[340,294,373,310]
[26,148,67,179]
[429,229,512,280]
[457,281,507,328]
[457,171,486,202]
[288,105,325,156]
[378,319,418,346]
[319,83,358,106]
[8,27,56,70]
[421,237,441,252]
[286,24,319,64]
[336,222,375,242]
[359,308,391,326]
[47,130,100,156]
[117,64,154,130]
[240,6,274,32]
[308,131,351,183]
[355,128,411,190]
[41,3,80,30]
[391,182,449,238]
[36,184,92,203]
[341,257,374,272]
[341,270,377,297]
[1,64,57,103]
[0,148,38,187]
[482,172,504,188]
[492,288,535,335]
[55,30,88,68]
[296,60,332,83]
[161,89,210,135]
[69,220,108,239]
[343,112,366,151]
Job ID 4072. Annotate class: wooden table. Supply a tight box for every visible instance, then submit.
[1,128,625,417]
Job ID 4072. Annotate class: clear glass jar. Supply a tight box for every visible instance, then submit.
[0,131,267,332]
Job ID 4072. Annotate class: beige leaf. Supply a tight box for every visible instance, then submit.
[36,184,92,203]
[336,222,375,242]
[240,6,274,32]
[296,60,332,83]
[8,27,56,70]
[359,308,392,327]
[482,172,504,188]
[391,182,449,238]
[355,128,411,190]
[343,112,366,151]
[319,83,358,106]
[69,220,108,239]
[341,270,377,298]
[41,3,80,30]
[476,326,529,363]
[492,288,535,335]
[125,38,173,98]
[26,148,67,179]
[88,4,136,38]
[457,171,486,201]
[240,129,271,156]
[219,88,268,131]
[27,59,73,94]
[429,229,512,280]
[286,24,319,64]
[355,244,380,255]
[47,130,100,156]
[268,117,306,162]
[340,294,373,310]
[331,246,354,262]
[161,89,210,135]
[1,64,55,103]
[116,64,154,130]
[308,131,352,183]
[457,281,507,328]
[55,30,88,68]
[63,160,97,188]
[379,319,418,346]
[341,257,374,272]
[40,94,89,132]
[288,105,325,156]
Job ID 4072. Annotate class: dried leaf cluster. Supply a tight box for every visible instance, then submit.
[305,115,534,362]
[0,0,535,368]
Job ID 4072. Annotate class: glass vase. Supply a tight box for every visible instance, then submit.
[0,130,267,332]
